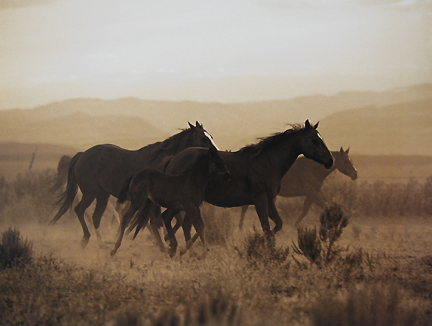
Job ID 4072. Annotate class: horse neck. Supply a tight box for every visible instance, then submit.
[135,132,192,166]
[253,132,303,180]
[183,155,212,190]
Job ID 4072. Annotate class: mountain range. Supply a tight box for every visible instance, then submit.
[0,83,431,156]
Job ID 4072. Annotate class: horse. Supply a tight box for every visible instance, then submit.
[110,146,231,257]
[50,121,219,249]
[50,155,123,230]
[132,120,333,242]
[238,147,358,228]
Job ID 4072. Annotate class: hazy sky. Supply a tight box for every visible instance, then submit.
[0,0,431,109]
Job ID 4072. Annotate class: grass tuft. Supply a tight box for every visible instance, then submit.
[0,227,33,269]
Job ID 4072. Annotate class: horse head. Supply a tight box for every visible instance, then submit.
[299,120,333,169]
[187,121,220,150]
[335,147,358,180]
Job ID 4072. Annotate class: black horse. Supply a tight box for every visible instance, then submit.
[238,147,358,228]
[111,146,230,256]
[50,121,218,248]
[132,120,333,243]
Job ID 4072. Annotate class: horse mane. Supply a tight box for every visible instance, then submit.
[237,124,304,157]
[144,127,200,163]
[157,128,192,150]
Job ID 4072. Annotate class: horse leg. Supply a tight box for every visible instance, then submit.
[268,199,283,234]
[149,206,167,253]
[91,193,111,249]
[295,195,315,226]
[111,203,139,256]
[161,208,179,257]
[164,212,184,242]
[239,205,249,229]
[181,205,207,256]
[181,215,192,244]
[74,195,95,249]
[254,194,273,238]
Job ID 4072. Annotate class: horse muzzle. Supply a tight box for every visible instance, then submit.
[324,157,334,169]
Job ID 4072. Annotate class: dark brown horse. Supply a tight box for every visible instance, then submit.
[238,147,358,228]
[111,146,230,256]
[132,120,333,242]
[50,122,218,248]
[50,155,123,227]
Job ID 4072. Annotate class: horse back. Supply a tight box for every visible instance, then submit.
[74,144,159,197]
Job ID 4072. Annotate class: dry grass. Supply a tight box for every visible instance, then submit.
[1,169,432,325]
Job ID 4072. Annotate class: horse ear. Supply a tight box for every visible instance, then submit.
[188,121,195,129]
[196,121,203,128]
[314,122,319,129]
[346,147,350,154]
[305,120,311,128]
[340,147,344,153]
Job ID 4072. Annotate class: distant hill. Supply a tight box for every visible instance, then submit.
[319,99,432,155]
[0,111,168,150]
[0,83,431,153]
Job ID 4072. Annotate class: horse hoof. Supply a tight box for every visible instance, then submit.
[80,238,89,249]
[110,250,117,257]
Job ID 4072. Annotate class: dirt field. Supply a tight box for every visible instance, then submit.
[2,204,432,326]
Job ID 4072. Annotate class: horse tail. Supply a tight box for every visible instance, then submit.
[117,176,132,204]
[49,153,81,225]
[49,155,72,194]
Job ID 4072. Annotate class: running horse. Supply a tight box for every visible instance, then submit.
[50,122,219,248]
[132,120,333,242]
[238,147,358,228]
[111,146,231,256]
[50,155,123,227]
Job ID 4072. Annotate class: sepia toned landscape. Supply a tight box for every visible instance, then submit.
[1,1,432,325]
[1,83,432,325]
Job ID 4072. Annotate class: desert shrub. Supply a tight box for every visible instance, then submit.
[292,226,322,265]
[0,227,33,269]
[292,204,348,266]
[319,204,349,262]
[236,228,289,268]
[309,283,422,326]
[201,204,234,245]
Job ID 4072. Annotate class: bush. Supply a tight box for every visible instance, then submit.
[292,204,348,266]
[292,226,322,265]
[0,227,33,269]
[319,204,349,263]
[237,228,289,268]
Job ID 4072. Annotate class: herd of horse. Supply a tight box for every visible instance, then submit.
[50,120,358,257]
